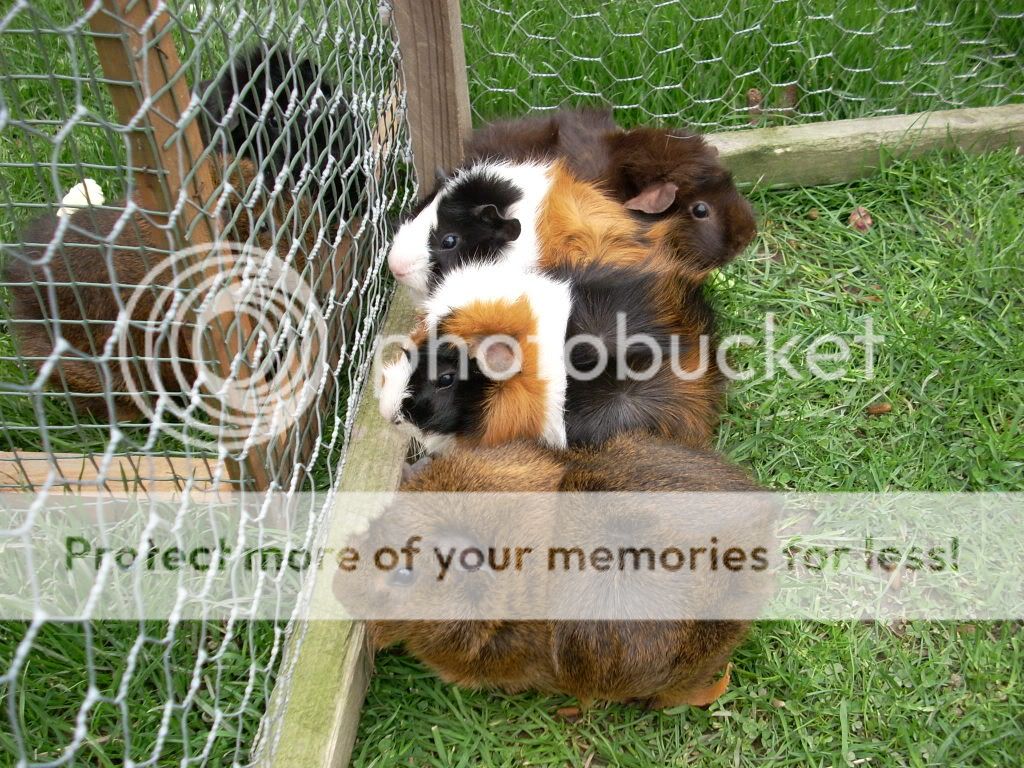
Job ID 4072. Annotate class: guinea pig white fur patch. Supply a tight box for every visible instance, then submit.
[377,349,413,425]
[387,193,441,296]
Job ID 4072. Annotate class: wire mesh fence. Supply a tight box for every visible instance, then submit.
[0,0,412,764]
[1,0,1021,765]
[463,0,1024,129]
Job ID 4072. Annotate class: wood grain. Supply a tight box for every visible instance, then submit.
[709,104,1024,188]
[261,288,417,768]
[391,0,473,194]
[0,452,222,494]
[87,0,269,488]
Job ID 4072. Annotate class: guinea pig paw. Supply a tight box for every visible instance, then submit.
[681,662,732,708]
[647,663,733,710]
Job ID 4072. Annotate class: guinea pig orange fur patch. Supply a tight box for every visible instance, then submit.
[537,160,650,271]
[440,295,547,448]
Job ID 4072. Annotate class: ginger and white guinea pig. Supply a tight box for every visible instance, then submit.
[378,259,721,452]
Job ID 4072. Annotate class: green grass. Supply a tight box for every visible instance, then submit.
[463,0,1024,128]
[0,620,280,767]
[0,1,404,766]
[351,148,1024,766]
[0,0,1022,766]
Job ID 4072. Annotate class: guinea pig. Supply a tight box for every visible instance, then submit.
[387,161,549,296]
[604,127,757,275]
[3,158,315,421]
[464,105,619,181]
[461,110,755,276]
[388,152,748,304]
[365,431,770,709]
[378,257,721,452]
[195,42,360,227]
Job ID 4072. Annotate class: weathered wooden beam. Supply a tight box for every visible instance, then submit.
[0,451,221,494]
[391,0,473,192]
[708,104,1024,188]
[270,78,405,483]
[260,9,473,763]
[261,287,417,768]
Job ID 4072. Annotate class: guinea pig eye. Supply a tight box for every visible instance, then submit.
[440,234,459,250]
[691,202,710,219]
[389,567,415,587]
[436,371,456,388]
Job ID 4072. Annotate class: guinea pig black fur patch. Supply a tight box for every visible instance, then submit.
[553,263,682,448]
[195,43,359,223]
[427,172,523,289]
[400,341,490,438]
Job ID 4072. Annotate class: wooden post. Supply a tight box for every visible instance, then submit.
[708,104,1024,188]
[86,0,270,489]
[391,0,473,190]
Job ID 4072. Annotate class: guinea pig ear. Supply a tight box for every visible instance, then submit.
[472,338,521,379]
[624,181,679,215]
[473,204,522,242]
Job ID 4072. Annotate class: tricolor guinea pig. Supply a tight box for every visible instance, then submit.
[388,150,753,302]
[377,258,721,452]
[366,431,772,709]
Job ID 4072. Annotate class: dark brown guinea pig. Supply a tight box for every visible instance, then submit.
[464,106,619,181]
[464,107,614,182]
[3,158,319,420]
[605,127,757,276]
[367,432,772,710]
[464,105,614,180]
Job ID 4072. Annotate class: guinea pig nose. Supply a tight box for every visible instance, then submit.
[388,254,413,278]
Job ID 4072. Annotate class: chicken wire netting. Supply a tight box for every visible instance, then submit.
[0,0,413,765]
[463,0,1024,129]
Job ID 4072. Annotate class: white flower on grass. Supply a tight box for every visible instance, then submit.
[57,178,105,218]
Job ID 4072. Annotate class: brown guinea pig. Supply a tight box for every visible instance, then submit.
[366,432,773,709]
[604,127,757,277]
[3,158,321,421]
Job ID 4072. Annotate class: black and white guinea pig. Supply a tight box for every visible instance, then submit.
[378,259,722,452]
[195,42,360,225]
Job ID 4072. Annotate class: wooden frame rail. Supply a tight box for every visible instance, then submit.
[709,104,1024,188]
